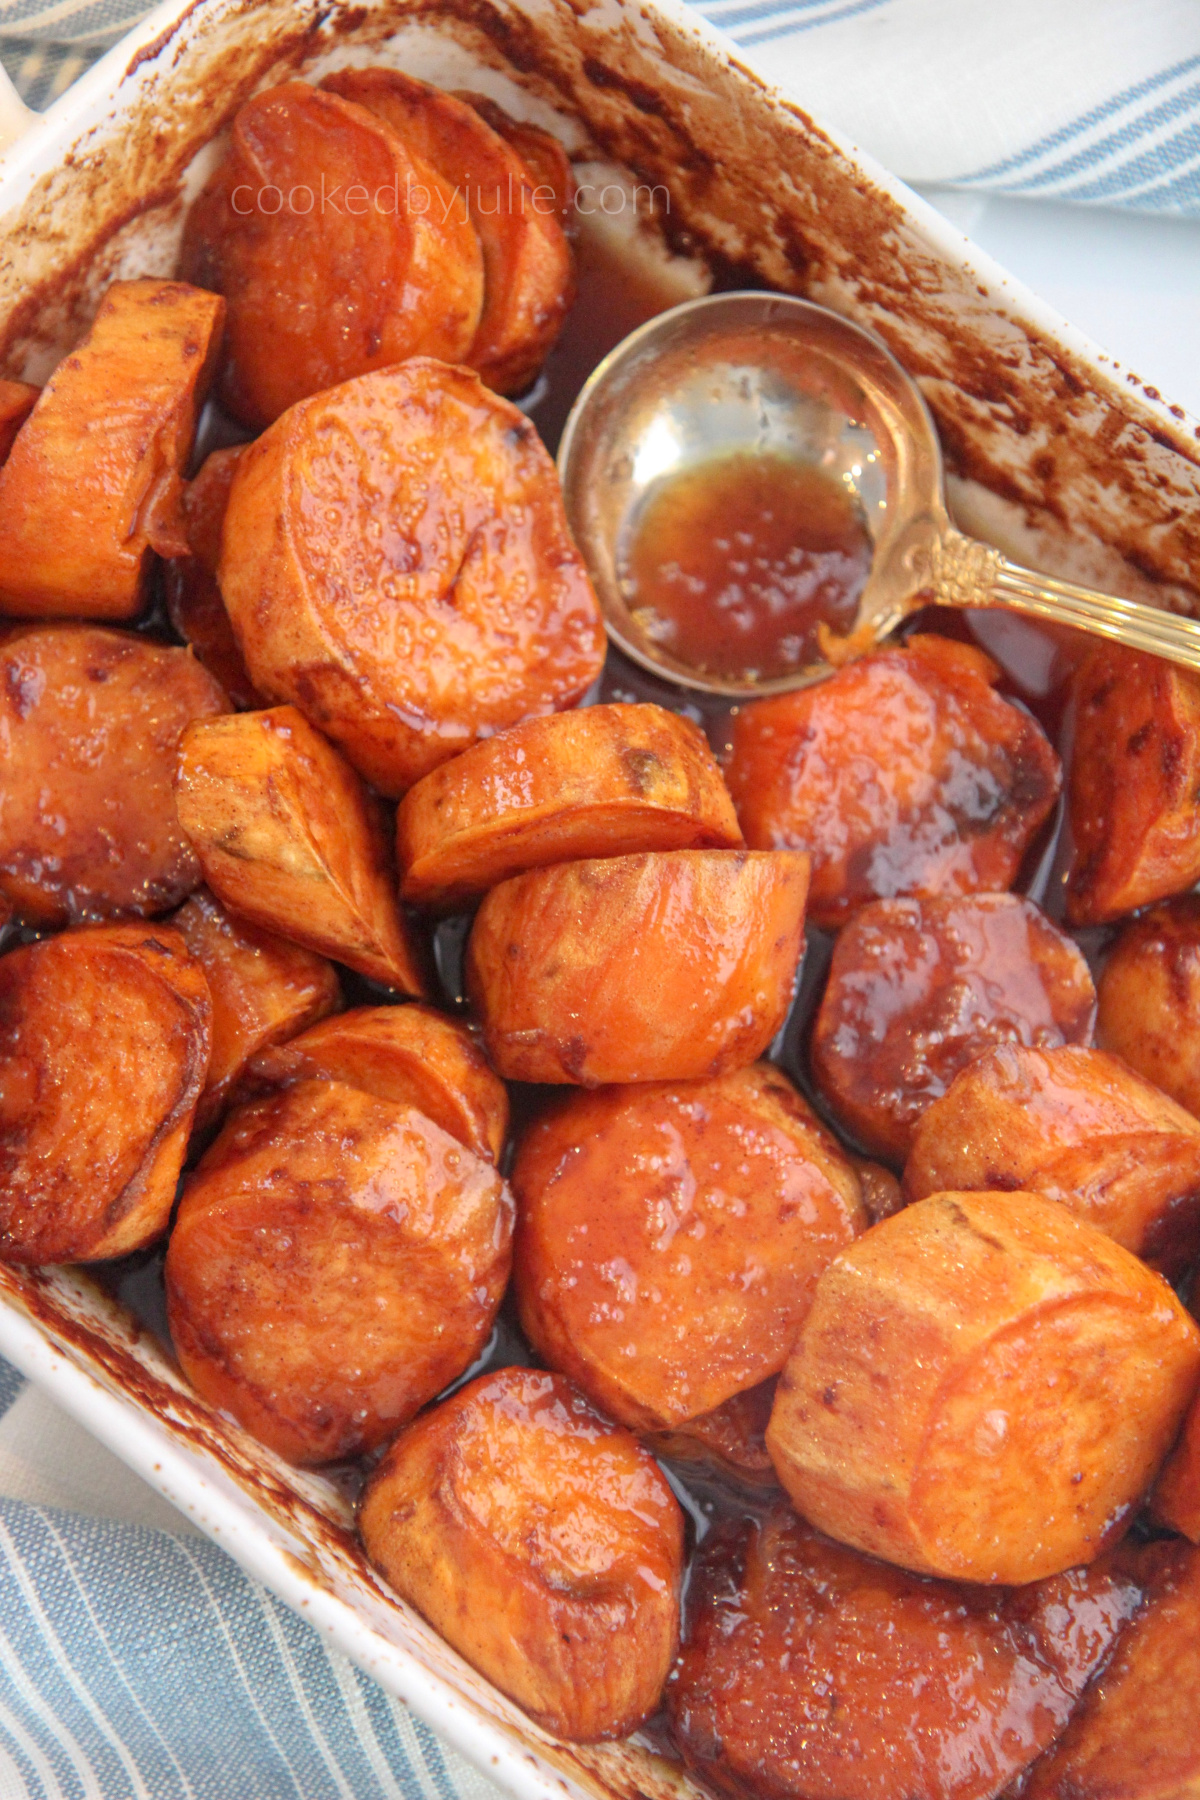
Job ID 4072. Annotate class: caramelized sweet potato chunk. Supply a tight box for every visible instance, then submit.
[238,1002,508,1163]
[0,626,227,925]
[766,1190,1200,1584]
[1097,895,1200,1119]
[811,892,1096,1164]
[164,447,263,710]
[645,1379,779,1489]
[1066,643,1200,925]
[358,1366,683,1739]
[0,280,223,617]
[166,1079,513,1463]
[323,69,573,396]
[513,1064,866,1429]
[725,636,1061,929]
[397,703,743,909]
[218,359,605,795]
[904,1044,1200,1276]
[0,923,211,1262]
[456,95,575,229]
[669,1507,1143,1800]
[173,888,339,1128]
[467,849,809,1084]
[0,379,37,464]
[175,707,426,993]
[180,81,483,428]
[1151,1379,1200,1541]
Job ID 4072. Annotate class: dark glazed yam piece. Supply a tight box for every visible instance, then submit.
[904,1043,1200,1277]
[172,889,340,1130]
[1066,642,1200,925]
[467,849,809,1084]
[668,1508,1143,1800]
[1098,895,1200,1119]
[164,447,264,710]
[0,626,228,925]
[180,81,483,428]
[397,703,743,910]
[725,635,1061,929]
[512,1064,867,1430]
[849,1154,904,1223]
[0,923,211,1263]
[166,1079,514,1464]
[358,1367,683,1740]
[810,892,1097,1164]
[0,379,38,464]
[1151,1379,1200,1542]
[238,1003,509,1164]
[218,360,605,796]
[766,1191,1200,1585]
[455,94,576,229]
[322,68,574,396]
[646,1379,780,1489]
[175,707,427,994]
[0,280,224,617]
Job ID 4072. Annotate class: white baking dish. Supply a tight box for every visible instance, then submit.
[1,5,1199,1798]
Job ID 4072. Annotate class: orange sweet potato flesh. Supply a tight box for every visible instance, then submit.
[358,1366,683,1740]
[513,1064,867,1430]
[164,447,264,710]
[0,923,211,1262]
[175,707,427,994]
[180,81,483,428]
[0,280,224,617]
[172,888,339,1129]
[766,1190,1200,1584]
[811,892,1097,1164]
[0,625,228,925]
[322,69,573,397]
[397,702,743,909]
[218,359,605,795]
[725,636,1061,930]
[166,1079,513,1463]
[1066,643,1200,925]
[669,1507,1143,1800]
[1098,895,1200,1119]
[456,94,576,230]
[1150,1380,1200,1541]
[904,1043,1200,1277]
[467,848,810,1084]
[238,1002,508,1163]
[0,380,38,464]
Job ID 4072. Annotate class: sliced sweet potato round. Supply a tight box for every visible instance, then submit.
[1097,895,1200,1119]
[180,81,483,428]
[166,1078,513,1463]
[455,94,575,231]
[810,892,1097,1164]
[322,68,573,396]
[766,1190,1200,1584]
[358,1366,683,1740]
[1151,1380,1200,1542]
[904,1043,1200,1277]
[726,636,1061,929]
[238,1002,508,1163]
[218,359,605,795]
[0,625,228,925]
[0,379,38,465]
[397,703,743,910]
[0,280,224,617]
[0,923,211,1262]
[467,848,809,1085]
[164,446,264,710]
[513,1064,867,1430]
[175,706,427,994]
[669,1507,1142,1800]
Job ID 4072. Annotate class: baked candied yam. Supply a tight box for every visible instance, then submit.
[456,94,576,229]
[725,635,1061,929]
[1022,1538,1200,1800]
[1150,1381,1200,1540]
[0,379,38,464]
[669,1507,1142,1800]
[646,1379,780,1489]
[1066,643,1200,925]
[358,1366,683,1740]
[811,892,1096,1165]
[0,280,224,617]
[850,1154,903,1223]
[1097,895,1200,1118]
[397,703,743,910]
[218,359,605,795]
[904,1043,1200,1277]
[174,706,426,993]
[0,626,228,925]
[180,81,483,428]
[164,447,264,710]
[173,888,339,1129]
[322,68,573,396]
[239,1002,508,1163]
[513,1063,866,1429]
[166,1079,513,1463]
[0,923,211,1262]
[467,848,809,1085]
[766,1190,1200,1584]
